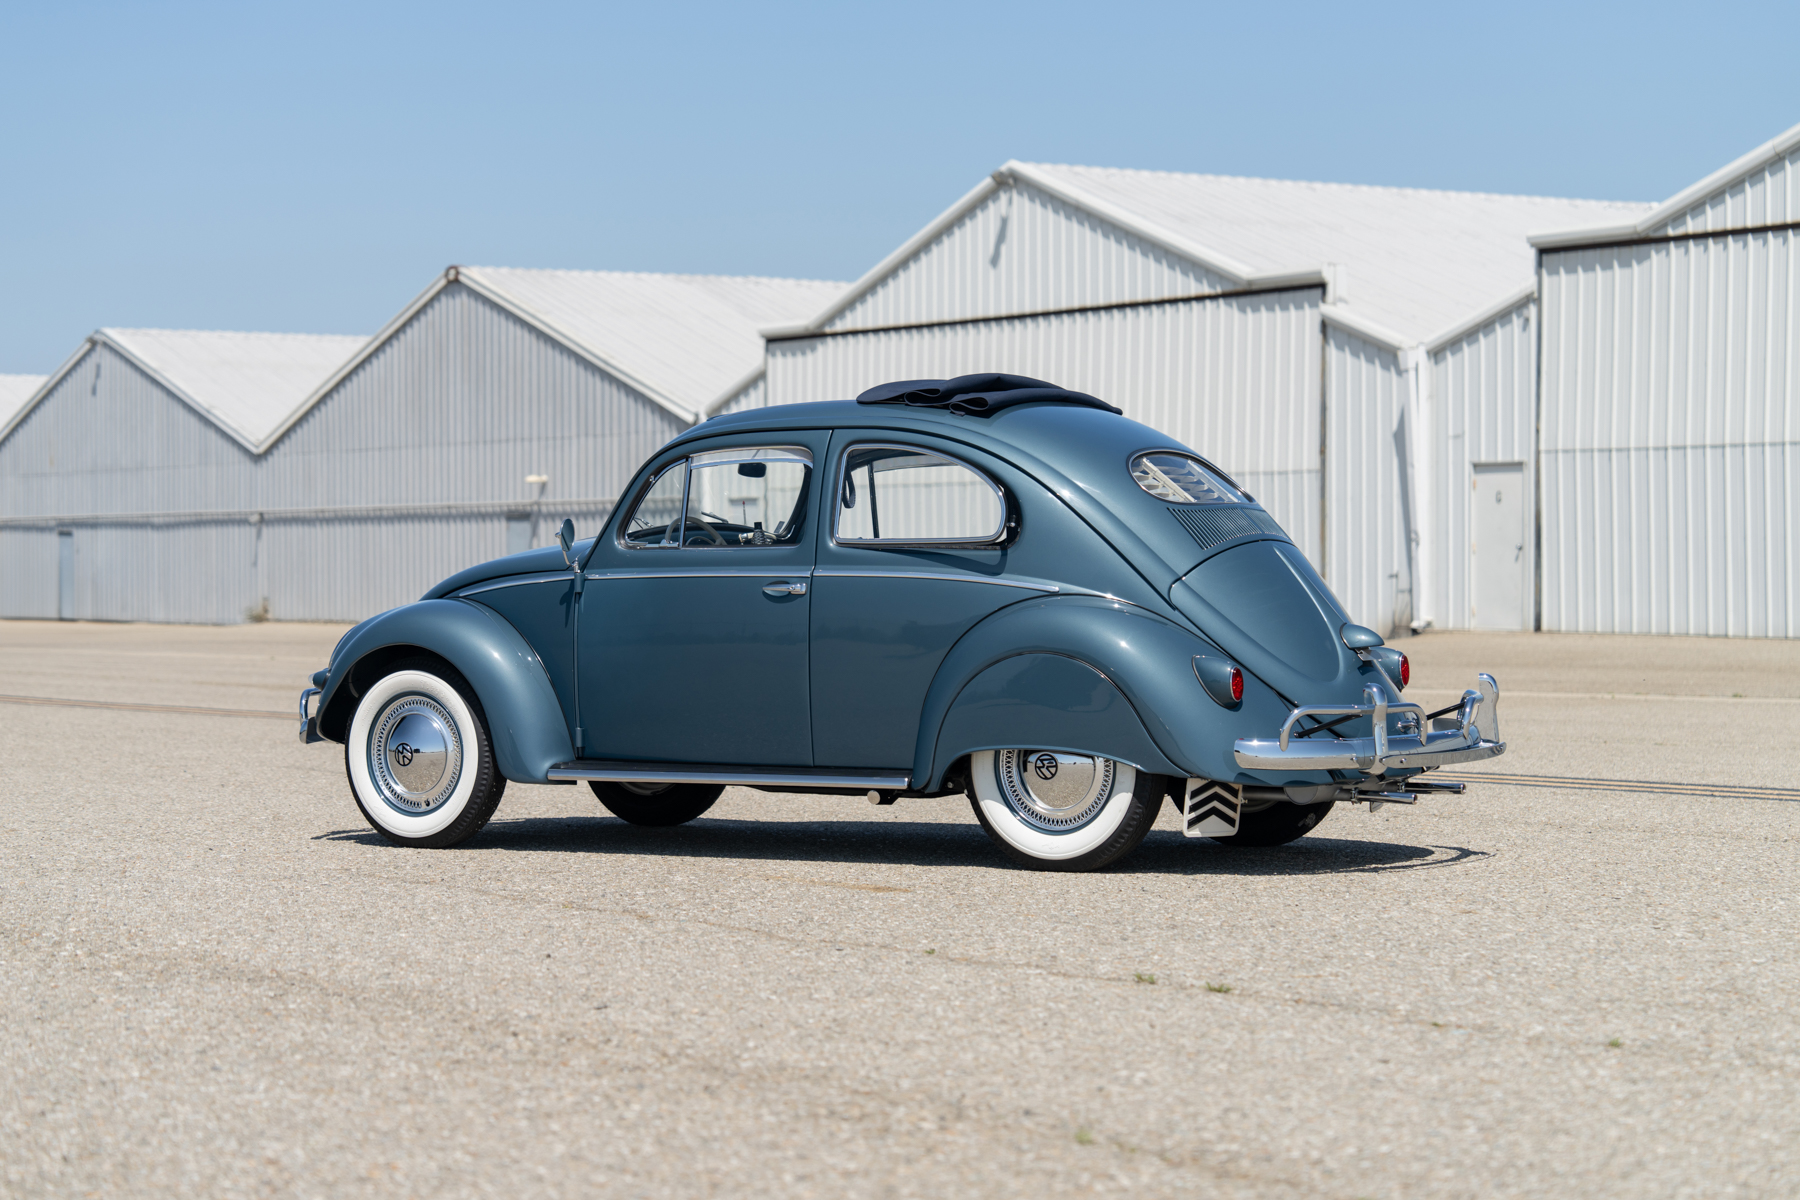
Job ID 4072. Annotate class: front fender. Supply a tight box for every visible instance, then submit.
[316,599,574,783]
[914,595,1312,790]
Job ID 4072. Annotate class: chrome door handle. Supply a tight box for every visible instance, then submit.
[762,581,807,597]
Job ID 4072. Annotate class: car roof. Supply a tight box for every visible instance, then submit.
[684,399,1200,486]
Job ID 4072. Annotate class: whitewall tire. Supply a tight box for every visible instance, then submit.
[345,662,506,848]
[969,749,1163,871]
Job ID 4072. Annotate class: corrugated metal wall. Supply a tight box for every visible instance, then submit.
[825,180,1233,332]
[1426,299,1537,630]
[768,288,1326,570]
[716,371,765,416]
[1540,232,1797,636]
[0,285,684,624]
[0,342,258,518]
[0,343,262,621]
[1324,327,1416,635]
[0,529,58,617]
[1657,146,1799,237]
[261,282,684,620]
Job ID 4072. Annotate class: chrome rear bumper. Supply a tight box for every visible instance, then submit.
[1234,673,1504,775]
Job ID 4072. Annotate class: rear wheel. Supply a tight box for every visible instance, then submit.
[345,660,506,848]
[589,780,723,826]
[1207,798,1335,846]
[969,749,1161,871]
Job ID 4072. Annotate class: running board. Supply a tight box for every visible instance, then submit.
[546,760,912,790]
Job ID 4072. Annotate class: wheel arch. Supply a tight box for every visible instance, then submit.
[914,595,1232,791]
[317,598,574,783]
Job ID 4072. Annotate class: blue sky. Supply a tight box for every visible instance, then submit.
[2,0,1796,373]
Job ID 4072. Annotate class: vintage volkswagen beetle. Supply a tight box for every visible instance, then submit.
[299,374,1504,871]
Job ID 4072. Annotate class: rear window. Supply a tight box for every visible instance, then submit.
[1129,452,1245,505]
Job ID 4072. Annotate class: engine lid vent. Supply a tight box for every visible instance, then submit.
[1170,505,1286,551]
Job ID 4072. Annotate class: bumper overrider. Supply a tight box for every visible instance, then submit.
[1235,673,1504,775]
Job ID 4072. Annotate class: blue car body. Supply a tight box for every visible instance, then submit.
[303,393,1503,844]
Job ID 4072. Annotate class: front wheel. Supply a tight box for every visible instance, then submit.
[344,660,506,848]
[969,749,1162,871]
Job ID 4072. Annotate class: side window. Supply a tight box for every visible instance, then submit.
[624,447,814,549]
[623,461,688,546]
[835,444,1006,545]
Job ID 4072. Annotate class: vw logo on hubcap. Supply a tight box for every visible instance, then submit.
[1032,753,1059,780]
[370,696,462,814]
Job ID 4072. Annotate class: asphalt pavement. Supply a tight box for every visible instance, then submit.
[2,619,1796,1198]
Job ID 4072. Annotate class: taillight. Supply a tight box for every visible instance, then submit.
[1398,653,1410,688]
[1192,655,1244,707]
[1229,665,1244,702]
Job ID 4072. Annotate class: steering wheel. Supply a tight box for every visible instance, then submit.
[685,512,728,546]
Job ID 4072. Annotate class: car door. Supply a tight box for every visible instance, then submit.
[809,434,1044,770]
[577,436,825,766]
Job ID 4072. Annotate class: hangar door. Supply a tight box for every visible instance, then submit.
[1470,463,1526,630]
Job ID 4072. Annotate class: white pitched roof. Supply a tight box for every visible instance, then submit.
[1015,163,1654,344]
[0,374,47,431]
[259,267,851,449]
[776,161,1653,350]
[462,267,847,420]
[98,328,369,449]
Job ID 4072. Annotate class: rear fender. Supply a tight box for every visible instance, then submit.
[930,653,1184,788]
[915,595,1302,789]
[316,599,573,783]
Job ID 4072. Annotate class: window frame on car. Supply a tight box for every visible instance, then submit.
[830,441,1012,549]
[618,444,815,550]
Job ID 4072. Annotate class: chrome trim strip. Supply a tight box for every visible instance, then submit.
[585,567,819,581]
[812,569,1059,593]
[457,571,574,596]
[547,762,911,789]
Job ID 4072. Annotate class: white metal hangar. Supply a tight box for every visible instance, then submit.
[256,266,844,620]
[755,162,1650,635]
[1526,122,1800,638]
[0,330,367,623]
[0,374,47,431]
[0,268,844,624]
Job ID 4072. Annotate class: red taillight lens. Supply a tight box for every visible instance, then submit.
[1398,653,1410,688]
[1228,665,1244,702]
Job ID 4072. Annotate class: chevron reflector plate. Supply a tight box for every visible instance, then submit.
[1184,778,1241,838]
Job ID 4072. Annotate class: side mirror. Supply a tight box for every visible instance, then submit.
[557,518,576,567]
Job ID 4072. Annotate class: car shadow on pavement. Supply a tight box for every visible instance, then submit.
[315,815,1489,876]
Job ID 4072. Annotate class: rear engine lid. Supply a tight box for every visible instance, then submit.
[1170,540,1367,704]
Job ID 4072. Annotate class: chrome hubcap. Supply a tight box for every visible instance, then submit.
[369,695,463,814]
[996,749,1115,831]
